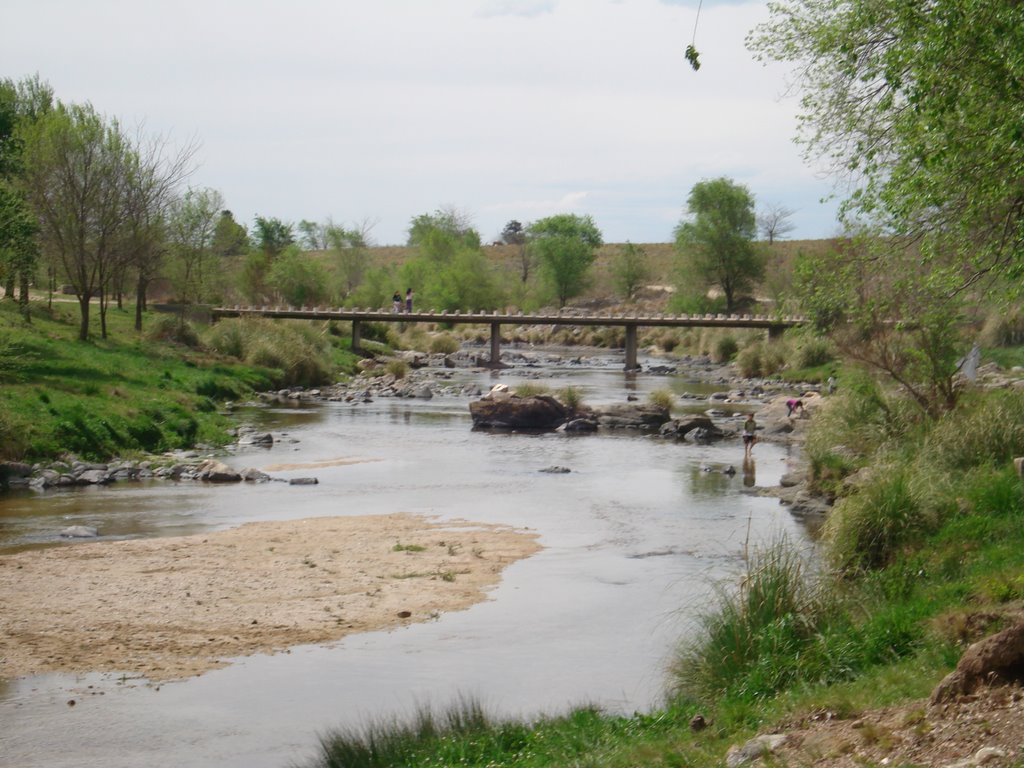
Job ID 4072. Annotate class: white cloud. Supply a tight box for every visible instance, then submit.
[0,0,841,245]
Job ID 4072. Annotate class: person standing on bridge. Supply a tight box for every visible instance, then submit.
[405,288,414,313]
[392,291,402,313]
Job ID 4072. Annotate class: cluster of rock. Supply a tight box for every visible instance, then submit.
[0,425,317,493]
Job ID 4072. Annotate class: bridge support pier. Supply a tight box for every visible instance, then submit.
[624,324,640,371]
[489,322,501,368]
[768,325,786,342]
[352,320,362,353]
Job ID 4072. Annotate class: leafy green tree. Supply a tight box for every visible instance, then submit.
[611,242,650,300]
[401,209,500,311]
[326,222,371,297]
[749,0,1024,289]
[211,210,249,258]
[501,219,531,283]
[167,188,224,305]
[674,177,761,313]
[267,244,329,307]
[0,76,52,313]
[253,216,294,258]
[21,103,135,339]
[297,219,329,250]
[527,214,603,307]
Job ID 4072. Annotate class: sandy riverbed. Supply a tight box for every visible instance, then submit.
[0,514,540,682]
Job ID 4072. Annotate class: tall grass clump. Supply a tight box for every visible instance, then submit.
[204,318,333,387]
[919,390,1024,472]
[804,374,921,488]
[824,466,945,573]
[713,334,739,363]
[558,385,584,412]
[514,382,550,397]
[429,333,460,354]
[648,388,675,411]
[315,699,501,768]
[670,539,834,703]
[384,359,408,379]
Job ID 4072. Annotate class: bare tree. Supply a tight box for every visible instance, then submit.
[757,203,797,244]
[120,132,196,330]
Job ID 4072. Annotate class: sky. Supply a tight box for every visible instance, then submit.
[2,0,844,246]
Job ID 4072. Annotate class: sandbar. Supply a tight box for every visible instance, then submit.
[0,514,540,682]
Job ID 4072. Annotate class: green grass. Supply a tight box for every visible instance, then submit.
[0,300,357,462]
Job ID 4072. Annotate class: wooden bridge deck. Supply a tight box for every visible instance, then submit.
[210,306,805,370]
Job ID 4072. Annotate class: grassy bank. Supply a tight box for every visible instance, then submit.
[305,379,1024,767]
[0,300,360,462]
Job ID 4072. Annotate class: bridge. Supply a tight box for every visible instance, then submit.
[210,306,804,371]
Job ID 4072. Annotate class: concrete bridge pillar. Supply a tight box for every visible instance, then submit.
[624,324,640,371]
[352,319,362,352]
[489,322,501,368]
[768,325,786,342]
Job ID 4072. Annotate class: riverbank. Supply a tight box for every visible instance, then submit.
[0,513,540,682]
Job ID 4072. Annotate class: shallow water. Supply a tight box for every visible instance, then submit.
[0,359,808,768]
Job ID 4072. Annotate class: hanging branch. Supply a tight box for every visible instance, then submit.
[685,0,702,70]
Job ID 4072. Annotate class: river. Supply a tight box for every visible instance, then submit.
[0,354,809,768]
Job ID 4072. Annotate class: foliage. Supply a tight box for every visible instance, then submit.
[211,209,249,258]
[674,177,762,313]
[794,236,967,415]
[252,215,294,257]
[750,0,1024,293]
[203,317,341,387]
[407,207,480,253]
[429,333,460,354]
[166,187,224,305]
[557,385,583,412]
[267,245,330,307]
[610,242,650,300]
[527,214,603,307]
[326,221,371,296]
[399,211,501,312]
[713,334,738,363]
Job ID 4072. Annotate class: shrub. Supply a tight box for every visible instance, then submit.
[385,359,408,379]
[558,385,584,411]
[713,334,739,363]
[203,318,333,388]
[736,342,764,378]
[429,333,460,354]
[670,539,833,702]
[793,335,834,369]
[824,467,943,573]
[648,388,675,411]
[147,316,200,347]
[920,390,1024,472]
[514,382,549,397]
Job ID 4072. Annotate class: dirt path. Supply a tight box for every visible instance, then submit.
[0,513,540,682]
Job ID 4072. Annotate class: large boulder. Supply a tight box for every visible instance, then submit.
[194,460,242,483]
[931,618,1024,703]
[592,403,671,430]
[469,393,568,429]
[659,416,725,441]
